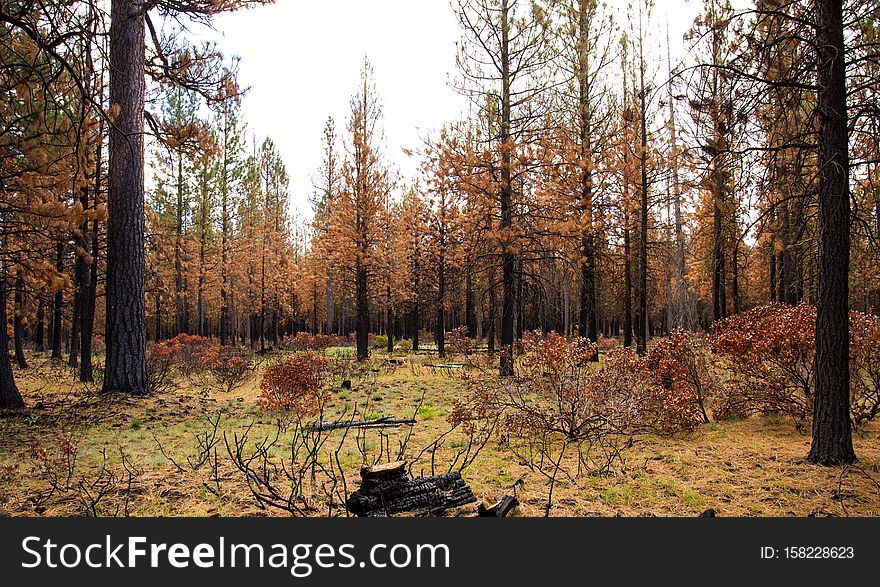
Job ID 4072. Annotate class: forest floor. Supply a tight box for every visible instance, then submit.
[1,351,879,517]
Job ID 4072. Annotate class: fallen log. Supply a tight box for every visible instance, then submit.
[305,416,416,433]
[478,494,518,517]
[346,461,477,517]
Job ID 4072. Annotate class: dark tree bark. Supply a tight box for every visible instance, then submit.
[13,271,27,369]
[81,125,102,382]
[51,241,63,359]
[576,0,598,360]
[636,12,649,356]
[35,299,45,353]
[103,0,149,395]
[356,261,369,361]
[769,249,777,302]
[712,183,725,322]
[731,238,740,315]
[498,0,515,376]
[807,0,855,465]
[623,219,633,349]
[70,188,89,370]
[465,270,475,338]
[0,259,24,407]
[386,286,394,354]
[436,252,445,358]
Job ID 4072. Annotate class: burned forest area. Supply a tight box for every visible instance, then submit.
[1,0,880,519]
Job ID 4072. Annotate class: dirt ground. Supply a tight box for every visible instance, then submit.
[1,352,878,517]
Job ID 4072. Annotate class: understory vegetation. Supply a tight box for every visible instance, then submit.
[2,305,879,517]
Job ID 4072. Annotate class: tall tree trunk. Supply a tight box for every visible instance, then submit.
[731,238,740,315]
[35,299,45,353]
[51,241,63,359]
[80,132,101,383]
[386,286,394,354]
[577,0,598,359]
[808,0,855,465]
[667,24,688,330]
[499,0,515,376]
[636,7,649,356]
[103,0,149,395]
[769,248,777,302]
[70,189,89,370]
[175,149,185,336]
[356,261,369,361]
[13,271,27,369]
[712,187,725,321]
[465,269,475,338]
[436,254,445,357]
[562,267,571,338]
[624,221,633,349]
[0,259,24,408]
[325,273,335,335]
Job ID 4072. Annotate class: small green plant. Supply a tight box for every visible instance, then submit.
[416,404,443,420]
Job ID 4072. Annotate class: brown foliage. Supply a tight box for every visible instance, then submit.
[711,304,880,428]
[258,352,331,415]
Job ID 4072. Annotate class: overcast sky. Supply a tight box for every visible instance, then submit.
[201,1,702,218]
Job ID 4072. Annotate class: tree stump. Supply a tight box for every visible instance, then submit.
[346,461,477,517]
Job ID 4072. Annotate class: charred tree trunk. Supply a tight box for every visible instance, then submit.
[386,286,394,354]
[465,270,475,338]
[436,254,445,358]
[35,299,45,353]
[13,271,27,369]
[769,249,777,302]
[623,219,633,348]
[808,0,855,465]
[103,0,149,395]
[499,0,515,376]
[356,262,369,361]
[0,259,24,408]
[51,241,63,359]
[636,8,649,357]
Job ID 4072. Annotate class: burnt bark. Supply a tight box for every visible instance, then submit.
[346,461,476,517]
[103,0,149,395]
[808,0,855,465]
[356,262,369,361]
[0,260,24,408]
[13,271,27,369]
[51,241,63,359]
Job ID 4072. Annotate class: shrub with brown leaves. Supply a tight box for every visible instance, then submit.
[850,311,880,426]
[259,352,331,415]
[711,304,880,428]
[711,304,816,425]
[644,329,714,424]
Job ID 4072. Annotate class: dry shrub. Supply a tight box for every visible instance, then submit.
[711,304,816,425]
[480,334,702,476]
[644,329,714,424]
[158,334,215,377]
[850,311,880,426]
[596,334,618,352]
[711,304,880,429]
[259,352,331,415]
[147,334,255,393]
[446,326,476,356]
[147,342,177,394]
[602,347,706,436]
[200,347,256,394]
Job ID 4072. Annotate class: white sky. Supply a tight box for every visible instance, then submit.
[202,0,703,218]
